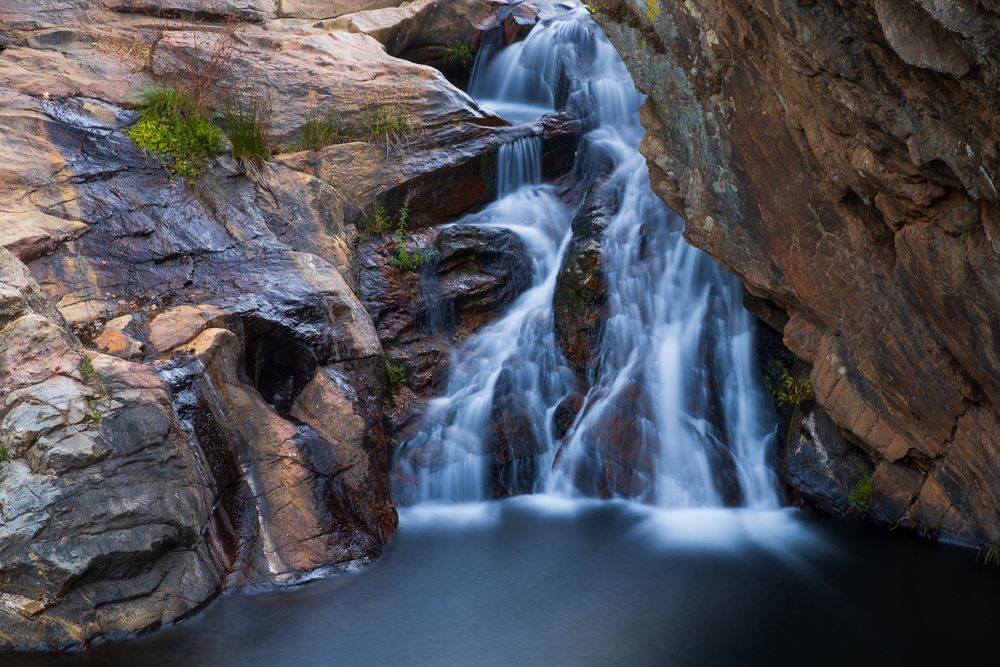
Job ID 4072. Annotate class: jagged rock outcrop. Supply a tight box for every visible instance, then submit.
[594,0,1000,545]
[0,0,557,650]
[0,247,229,649]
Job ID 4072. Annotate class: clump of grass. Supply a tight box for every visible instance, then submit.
[223,96,272,174]
[0,443,10,464]
[128,84,223,180]
[299,109,352,151]
[848,467,874,514]
[364,105,413,157]
[445,43,474,66]
[978,539,1000,567]
[136,84,196,119]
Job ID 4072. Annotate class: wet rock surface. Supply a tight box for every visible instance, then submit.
[358,224,533,441]
[553,180,614,381]
[595,0,1000,546]
[0,0,554,649]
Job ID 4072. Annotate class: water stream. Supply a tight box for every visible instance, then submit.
[395,4,777,508]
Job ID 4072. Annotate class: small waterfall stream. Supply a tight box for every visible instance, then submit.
[393,4,778,508]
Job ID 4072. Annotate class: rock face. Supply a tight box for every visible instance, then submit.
[0,0,545,650]
[0,248,228,649]
[359,225,533,442]
[594,0,1000,545]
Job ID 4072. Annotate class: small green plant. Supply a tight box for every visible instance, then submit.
[772,366,814,407]
[364,105,413,157]
[768,359,814,449]
[385,358,407,390]
[388,200,438,271]
[136,85,197,119]
[0,444,10,464]
[957,217,981,246]
[84,397,102,426]
[848,467,874,514]
[390,245,438,271]
[445,43,474,66]
[224,96,272,173]
[78,356,96,384]
[978,539,1000,567]
[128,84,224,179]
[364,202,393,236]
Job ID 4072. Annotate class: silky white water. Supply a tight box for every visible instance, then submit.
[393,4,778,508]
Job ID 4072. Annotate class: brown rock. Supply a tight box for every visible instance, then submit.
[148,305,227,354]
[93,314,145,358]
[594,0,1000,544]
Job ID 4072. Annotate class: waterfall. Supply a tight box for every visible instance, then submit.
[393,4,778,508]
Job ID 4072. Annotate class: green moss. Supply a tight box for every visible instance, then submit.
[644,0,661,22]
[848,468,874,514]
[128,89,223,179]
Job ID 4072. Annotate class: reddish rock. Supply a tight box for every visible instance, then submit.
[595,0,1000,544]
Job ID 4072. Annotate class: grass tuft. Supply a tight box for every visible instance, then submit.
[78,356,97,384]
[979,540,1000,567]
[128,83,223,180]
[445,43,474,66]
[299,109,352,151]
[223,96,272,173]
[364,105,413,157]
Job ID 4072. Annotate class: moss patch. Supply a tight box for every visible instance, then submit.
[128,85,223,179]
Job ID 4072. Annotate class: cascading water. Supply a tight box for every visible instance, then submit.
[393,3,778,508]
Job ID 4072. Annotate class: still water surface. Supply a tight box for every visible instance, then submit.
[10,496,1000,667]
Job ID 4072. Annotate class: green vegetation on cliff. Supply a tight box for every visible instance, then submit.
[848,468,874,514]
[388,200,438,271]
[224,97,272,172]
[128,85,224,179]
